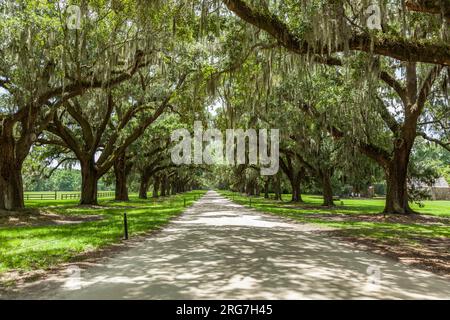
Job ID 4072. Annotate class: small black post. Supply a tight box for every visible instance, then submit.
[123,212,128,240]
[183,198,186,207]
[249,197,252,207]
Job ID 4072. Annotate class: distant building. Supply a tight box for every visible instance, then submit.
[429,177,450,200]
[413,177,450,200]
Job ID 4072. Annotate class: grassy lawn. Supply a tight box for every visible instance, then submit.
[218,191,450,241]
[0,190,206,276]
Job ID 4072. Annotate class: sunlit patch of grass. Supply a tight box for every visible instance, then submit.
[0,191,206,274]
[219,190,450,241]
[219,190,450,217]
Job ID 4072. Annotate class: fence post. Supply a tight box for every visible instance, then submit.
[249,197,252,207]
[123,213,128,240]
[55,190,57,200]
[184,198,186,207]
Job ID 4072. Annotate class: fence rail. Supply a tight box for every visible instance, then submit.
[24,191,115,201]
[60,193,80,200]
[23,193,58,200]
[98,191,115,198]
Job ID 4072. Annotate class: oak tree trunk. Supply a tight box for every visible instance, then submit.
[160,181,165,196]
[291,182,302,202]
[246,180,255,196]
[321,170,334,206]
[80,159,98,205]
[152,176,160,198]
[139,171,150,199]
[384,142,414,214]
[160,175,167,197]
[0,158,24,211]
[164,176,170,196]
[0,130,26,211]
[264,179,269,198]
[290,174,303,202]
[114,154,129,201]
[0,109,39,211]
[274,176,282,200]
[255,183,260,196]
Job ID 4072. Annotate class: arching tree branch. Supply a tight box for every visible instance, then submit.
[222,0,450,66]
[405,0,450,21]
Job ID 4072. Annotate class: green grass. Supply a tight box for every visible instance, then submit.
[218,191,450,241]
[0,191,206,275]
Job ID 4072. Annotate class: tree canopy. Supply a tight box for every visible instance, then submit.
[0,0,448,214]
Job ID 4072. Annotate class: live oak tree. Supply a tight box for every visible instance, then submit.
[211,32,339,205]
[133,115,180,199]
[113,151,134,202]
[222,0,450,65]
[220,0,449,213]
[1,0,212,210]
[292,58,448,212]
[258,67,342,205]
[276,106,339,206]
[3,0,448,214]
[40,67,189,205]
[0,0,155,210]
[279,151,305,202]
[138,156,174,199]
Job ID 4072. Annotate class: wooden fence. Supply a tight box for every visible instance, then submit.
[24,191,115,201]
[23,192,58,200]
